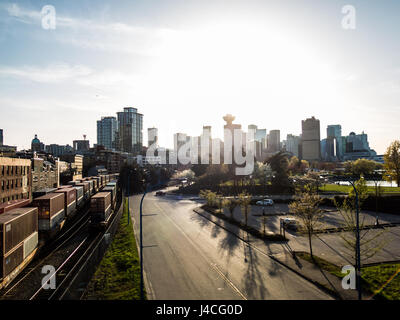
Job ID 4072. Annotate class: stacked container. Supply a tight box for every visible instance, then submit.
[73,186,84,207]
[102,186,116,209]
[32,193,65,231]
[0,199,31,214]
[32,188,58,198]
[74,182,90,201]
[54,188,77,217]
[90,192,112,224]
[0,207,38,279]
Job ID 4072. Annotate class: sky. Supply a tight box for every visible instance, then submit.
[0,0,399,154]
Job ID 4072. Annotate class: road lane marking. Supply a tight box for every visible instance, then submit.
[152,201,248,300]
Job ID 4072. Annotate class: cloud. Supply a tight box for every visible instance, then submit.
[0,63,92,83]
[2,2,177,56]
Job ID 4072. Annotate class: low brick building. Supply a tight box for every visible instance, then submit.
[0,157,32,203]
[31,157,59,192]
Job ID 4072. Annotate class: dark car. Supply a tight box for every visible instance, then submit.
[155,191,166,196]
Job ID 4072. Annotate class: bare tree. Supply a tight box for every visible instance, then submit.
[336,177,388,263]
[224,198,238,220]
[238,192,252,227]
[289,185,323,258]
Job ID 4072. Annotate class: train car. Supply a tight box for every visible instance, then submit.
[73,186,84,207]
[74,182,90,201]
[90,177,100,192]
[32,193,65,236]
[90,192,112,229]
[0,207,38,289]
[0,199,31,214]
[101,186,116,210]
[54,188,77,218]
[32,188,58,198]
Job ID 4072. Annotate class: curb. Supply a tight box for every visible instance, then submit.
[193,206,340,300]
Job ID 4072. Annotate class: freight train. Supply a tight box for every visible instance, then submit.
[0,173,120,290]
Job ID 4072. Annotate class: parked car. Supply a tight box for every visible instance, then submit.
[256,199,274,206]
[282,218,298,231]
[155,191,166,196]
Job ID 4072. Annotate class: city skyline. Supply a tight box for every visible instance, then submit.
[1,1,400,153]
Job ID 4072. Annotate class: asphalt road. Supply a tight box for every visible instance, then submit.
[130,191,333,300]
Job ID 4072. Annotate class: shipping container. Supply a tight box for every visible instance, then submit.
[67,181,77,186]
[102,186,116,208]
[32,193,65,231]
[32,188,58,198]
[0,199,31,214]
[57,185,70,189]
[23,231,38,260]
[74,182,90,200]
[0,207,38,256]
[73,186,84,207]
[90,192,112,224]
[54,188,77,217]
[0,243,23,279]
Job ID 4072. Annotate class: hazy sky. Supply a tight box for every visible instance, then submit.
[0,0,399,153]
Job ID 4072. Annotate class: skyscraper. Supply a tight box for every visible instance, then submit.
[286,134,300,157]
[300,116,320,162]
[148,127,158,148]
[97,116,118,150]
[325,124,342,161]
[117,107,143,154]
[0,129,3,146]
[267,130,280,153]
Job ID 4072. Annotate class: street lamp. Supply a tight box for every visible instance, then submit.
[348,179,362,300]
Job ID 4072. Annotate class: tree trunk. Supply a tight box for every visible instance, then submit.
[308,230,313,258]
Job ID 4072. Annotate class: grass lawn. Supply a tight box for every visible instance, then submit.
[362,263,400,300]
[295,251,344,278]
[296,251,400,300]
[85,197,144,300]
[320,184,400,195]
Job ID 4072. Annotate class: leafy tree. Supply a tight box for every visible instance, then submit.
[200,189,217,207]
[119,163,145,195]
[265,151,290,187]
[384,140,400,187]
[289,185,323,258]
[345,159,382,176]
[288,156,309,175]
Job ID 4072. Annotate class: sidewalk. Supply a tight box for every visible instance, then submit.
[193,206,370,300]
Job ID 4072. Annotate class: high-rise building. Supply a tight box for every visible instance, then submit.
[300,117,320,162]
[73,138,90,153]
[267,130,280,153]
[248,125,267,159]
[285,134,300,157]
[174,133,188,153]
[223,114,242,164]
[117,107,143,154]
[148,127,158,148]
[0,129,3,146]
[342,131,377,160]
[45,144,74,157]
[97,116,118,150]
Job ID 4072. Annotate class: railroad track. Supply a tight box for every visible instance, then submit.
[0,207,91,299]
[1,196,122,300]
[29,232,102,300]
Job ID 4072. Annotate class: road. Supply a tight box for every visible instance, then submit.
[130,190,333,300]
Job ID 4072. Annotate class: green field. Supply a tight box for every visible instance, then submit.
[85,197,144,300]
[362,263,400,300]
[320,184,400,195]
